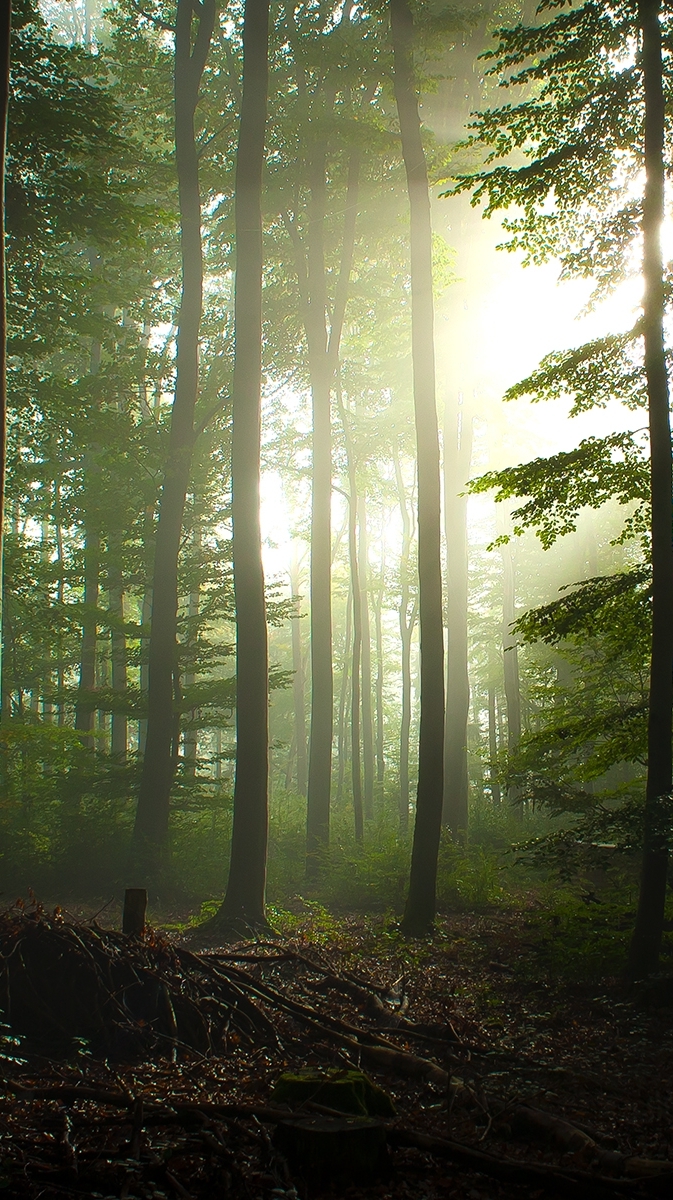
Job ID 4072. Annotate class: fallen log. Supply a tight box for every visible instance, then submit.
[186,951,453,1086]
[511,1105,673,1179]
[513,1103,622,1170]
[389,1127,672,1199]
[307,972,462,1044]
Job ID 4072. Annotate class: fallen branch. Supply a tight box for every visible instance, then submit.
[389,1126,669,1199]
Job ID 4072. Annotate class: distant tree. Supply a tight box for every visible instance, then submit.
[442,394,473,837]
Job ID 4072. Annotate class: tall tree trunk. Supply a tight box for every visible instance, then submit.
[75,297,102,744]
[340,395,364,842]
[75,521,99,746]
[138,504,154,755]
[305,139,334,866]
[487,684,501,805]
[108,539,127,758]
[374,541,385,792]
[182,579,199,778]
[290,552,308,797]
[284,729,295,792]
[134,0,215,853]
[282,127,360,870]
[0,2,8,718]
[442,394,473,838]
[392,0,445,933]
[628,0,673,977]
[183,523,201,778]
[214,726,222,780]
[216,0,270,927]
[358,493,375,821]
[54,480,65,727]
[501,535,522,814]
[335,587,352,807]
[393,444,416,834]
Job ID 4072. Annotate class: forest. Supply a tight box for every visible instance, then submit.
[0,0,673,1196]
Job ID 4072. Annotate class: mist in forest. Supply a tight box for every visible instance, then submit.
[0,0,659,961]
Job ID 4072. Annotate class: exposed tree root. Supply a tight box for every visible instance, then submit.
[1,909,671,1197]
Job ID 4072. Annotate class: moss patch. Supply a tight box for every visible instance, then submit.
[271,1068,396,1117]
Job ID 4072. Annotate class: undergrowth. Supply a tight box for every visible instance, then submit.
[0,731,651,980]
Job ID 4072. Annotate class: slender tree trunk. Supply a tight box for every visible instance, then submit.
[75,297,102,744]
[628,0,673,977]
[284,730,295,792]
[182,580,199,777]
[340,396,364,842]
[40,521,53,723]
[374,543,385,792]
[304,137,334,865]
[217,0,270,927]
[392,0,445,933]
[487,684,501,805]
[54,481,65,727]
[75,522,99,746]
[214,726,222,780]
[501,535,522,815]
[183,523,201,777]
[335,587,352,807]
[358,493,375,821]
[350,583,363,842]
[290,553,308,797]
[134,0,215,853]
[442,394,473,838]
[108,541,127,758]
[138,505,154,755]
[0,3,8,718]
[393,445,415,834]
[282,131,360,870]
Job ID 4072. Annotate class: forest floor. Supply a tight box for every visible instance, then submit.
[2,899,673,1199]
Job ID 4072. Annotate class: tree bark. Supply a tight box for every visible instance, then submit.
[335,587,352,807]
[374,543,385,792]
[134,0,215,853]
[75,293,103,745]
[442,394,473,838]
[54,480,65,726]
[182,578,199,777]
[392,0,445,933]
[138,504,154,755]
[358,493,375,822]
[501,534,522,816]
[628,0,673,977]
[282,121,360,869]
[487,685,501,805]
[0,1,8,717]
[290,552,308,797]
[303,133,334,865]
[74,521,99,747]
[217,0,270,927]
[108,540,127,758]
[340,396,364,842]
[393,444,416,835]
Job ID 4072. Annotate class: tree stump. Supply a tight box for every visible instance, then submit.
[122,889,147,936]
[274,1115,388,1184]
[272,1068,395,1116]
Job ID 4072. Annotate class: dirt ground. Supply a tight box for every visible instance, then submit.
[1,904,672,1199]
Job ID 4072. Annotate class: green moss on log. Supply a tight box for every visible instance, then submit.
[272,1068,395,1116]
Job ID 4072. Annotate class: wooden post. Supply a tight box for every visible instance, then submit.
[122,888,147,936]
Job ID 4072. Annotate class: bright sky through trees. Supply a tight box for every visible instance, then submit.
[261,211,646,591]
